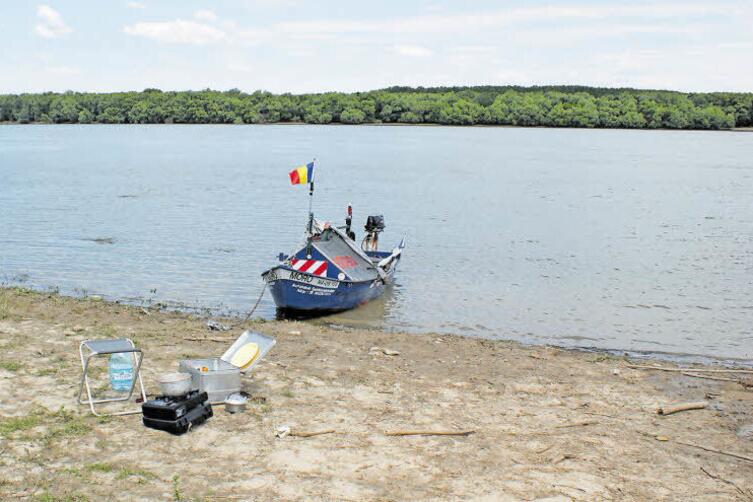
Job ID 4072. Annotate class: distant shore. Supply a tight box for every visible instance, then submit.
[1,287,752,500]
[2,121,752,132]
[2,86,749,130]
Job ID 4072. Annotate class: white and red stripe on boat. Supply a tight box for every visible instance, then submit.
[290,258,328,277]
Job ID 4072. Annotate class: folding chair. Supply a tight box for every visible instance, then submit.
[77,338,146,416]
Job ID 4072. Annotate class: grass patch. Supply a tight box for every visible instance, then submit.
[60,467,84,479]
[1,407,94,442]
[116,467,157,482]
[98,324,118,337]
[86,463,114,473]
[34,492,89,502]
[172,475,183,501]
[0,291,10,319]
[34,367,59,377]
[281,388,295,398]
[95,415,113,425]
[0,413,43,436]
[0,359,22,372]
[43,409,92,443]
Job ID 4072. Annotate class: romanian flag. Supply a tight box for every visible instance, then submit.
[289,162,314,185]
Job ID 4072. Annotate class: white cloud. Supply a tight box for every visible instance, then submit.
[395,45,432,57]
[227,62,253,73]
[46,65,80,75]
[127,2,146,9]
[275,3,730,36]
[194,9,218,22]
[123,19,227,45]
[35,5,72,38]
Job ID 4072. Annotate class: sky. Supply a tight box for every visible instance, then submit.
[0,1,751,94]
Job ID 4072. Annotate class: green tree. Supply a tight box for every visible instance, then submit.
[78,109,94,123]
[340,108,366,124]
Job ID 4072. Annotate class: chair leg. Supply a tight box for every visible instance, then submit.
[77,343,89,405]
[133,352,147,403]
[125,339,147,403]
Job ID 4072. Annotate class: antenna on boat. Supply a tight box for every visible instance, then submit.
[307,158,316,236]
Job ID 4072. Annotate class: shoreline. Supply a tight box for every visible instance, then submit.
[1,287,752,500]
[1,121,751,132]
[5,283,751,368]
[5,282,753,368]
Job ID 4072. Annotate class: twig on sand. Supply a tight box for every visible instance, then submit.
[553,454,575,465]
[290,429,336,438]
[681,372,753,387]
[384,430,475,437]
[583,411,617,419]
[676,441,753,463]
[553,483,586,493]
[185,337,230,343]
[627,364,753,375]
[657,401,708,416]
[700,466,753,500]
[555,421,598,428]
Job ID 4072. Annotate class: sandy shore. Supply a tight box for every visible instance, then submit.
[1,287,752,501]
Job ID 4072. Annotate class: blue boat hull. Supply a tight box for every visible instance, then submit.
[265,269,388,312]
[261,227,404,313]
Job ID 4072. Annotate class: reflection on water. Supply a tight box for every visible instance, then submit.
[274,284,396,333]
[307,285,396,329]
[1,124,752,361]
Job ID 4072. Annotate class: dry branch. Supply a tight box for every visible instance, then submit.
[680,372,753,387]
[700,466,753,500]
[555,421,598,428]
[676,441,753,463]
[384,430,475,437]
[657,401,708,416]
[289,429,336,438]
[627,364,753,374]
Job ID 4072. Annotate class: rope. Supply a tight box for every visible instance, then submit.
[230,282,267,329]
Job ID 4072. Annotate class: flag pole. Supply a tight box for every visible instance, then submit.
[307,158,316,236]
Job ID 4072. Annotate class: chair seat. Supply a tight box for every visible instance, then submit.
[82,339,138,355]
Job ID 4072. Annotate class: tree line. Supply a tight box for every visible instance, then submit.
[1,86,751,130]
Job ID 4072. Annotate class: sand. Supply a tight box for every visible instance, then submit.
[0,287,752,501]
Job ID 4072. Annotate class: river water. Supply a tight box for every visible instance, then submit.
[1,124,751,361]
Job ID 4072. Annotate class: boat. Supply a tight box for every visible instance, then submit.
[262,206,405,313]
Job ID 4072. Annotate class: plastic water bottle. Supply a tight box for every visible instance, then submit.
[109,353,134,392]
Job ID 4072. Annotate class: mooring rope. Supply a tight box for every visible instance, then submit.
[229,282,267,329]
[207,282,267,331]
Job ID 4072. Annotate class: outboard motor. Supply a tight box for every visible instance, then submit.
[362,215,385,251]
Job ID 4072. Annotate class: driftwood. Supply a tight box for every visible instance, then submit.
[289,429,335,438]
[555,420,598,428]
[384,430,475,437]
[700,466,753,500]
[676,440,753,463]
[657,401,708,416]
[680,372,753,387]
[627,364,753,375]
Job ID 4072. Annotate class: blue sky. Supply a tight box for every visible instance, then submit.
[1,1,751,93]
